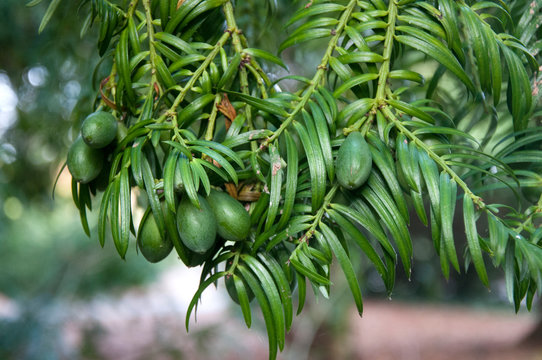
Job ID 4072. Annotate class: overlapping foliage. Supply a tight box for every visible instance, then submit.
[38,0,541,358]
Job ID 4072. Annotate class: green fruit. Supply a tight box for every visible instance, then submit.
[177,195,217,253]
[207,189,250,241]
[336,132,372,190]
[137,209,173,263]
[67,137,104,183]
[225,275,254,304]
[81,111,118,149]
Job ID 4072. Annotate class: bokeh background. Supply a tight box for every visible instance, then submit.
[0,1,541,359]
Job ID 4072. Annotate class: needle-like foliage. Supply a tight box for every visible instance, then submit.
[38,0,542,358]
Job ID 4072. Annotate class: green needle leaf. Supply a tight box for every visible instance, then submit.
[38,0,63,33]
[320,222,364,315]
[463,196,489,287]
[439,172,459,273]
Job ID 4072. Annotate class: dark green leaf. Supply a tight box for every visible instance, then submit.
[333,73,379,98]
[332,201,395,259]
[337,51,384,64]
[165,0,202,34]
[284,3,345,27]
[186,271,228,330]
[242,255,286,351]
[309,102,334,181]
[222,129,274,148]
[488,213,508,267]
[293,120,326,212]
[395,31,474,91]
[327,209,389,297]
[337,98,374,126]
[164,149,180,212]
[289,251,331,286]
[142,156,166,238]
[188,139,244,168]
[178,156,199,207]
[266,144,283,230]
[396,133,420,192]
[116,29,136,103]
[419,150,441,220]
[243,48,287,70]
[178,94,216,127]
[319,222,363,315]
[217,53,241,89]
[439,172,459,273]
[232,274,252,328]
[190,160,210,196]
[295,272,306,315]
[279,28,333,53]
[155,54,176,89]
[329,56,353,81]
[99,182,114,247]
[258,252,294,332]
[388,70,425,84]
[362,181,412,277]
[38,0,63,33]
[223,90,289,118]
[464,196,489,287]
[387,99,434,124]
[410,189,428,226]
[276,131,298,230]
[178,0,227,30]
[190,145,238,185]
[237,265,278,360]
[77,183,90,237]
[500,44,531,131]
[367,134,409,222]
[119,167,131,259]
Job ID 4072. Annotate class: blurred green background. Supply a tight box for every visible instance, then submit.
[0,1,539,360]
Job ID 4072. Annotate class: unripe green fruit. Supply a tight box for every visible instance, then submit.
[177,195,217,253]
[81,111,118,149]
[67,137,103,183]
[207,189,251,241]
[137,209,173,263]
[336,132,372,190]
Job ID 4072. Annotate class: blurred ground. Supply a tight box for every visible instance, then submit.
[349,301,541,360]
[6,264,535,360]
